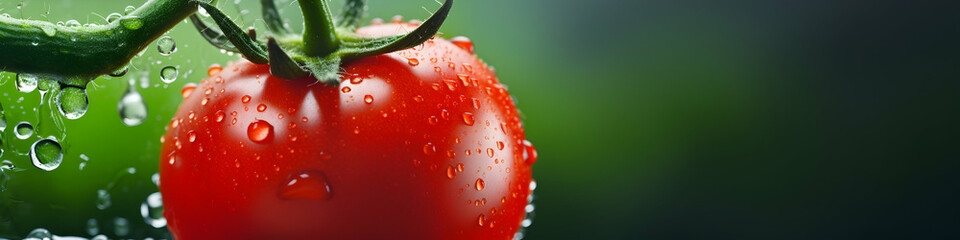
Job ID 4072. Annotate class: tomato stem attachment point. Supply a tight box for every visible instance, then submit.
[298,0,341,57]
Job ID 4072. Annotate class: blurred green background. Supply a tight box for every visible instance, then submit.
[1,0,958,239]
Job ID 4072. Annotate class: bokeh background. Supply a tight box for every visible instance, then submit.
[1,0,958,239]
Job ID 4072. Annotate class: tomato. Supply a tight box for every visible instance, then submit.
[159,22,537,239]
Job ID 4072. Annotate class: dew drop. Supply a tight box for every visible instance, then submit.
[156,36,177,56]
[160,66,178,83]
[124,6,136,15]
[16,73,38,93]
[446,166,457,179]
[257,104,267,112]
[56,87,89,119]
[187,131,197,142]
[207,64,222,76]
[477,214,486,226]
[363,95,374,104]
[279,171,332,200]
[462,112,475,126]
[30,139,63,171]
[341,86,351,93]
[487,148,495,158]
[450,36,475,54]
[65,20,81,28]
[119,16,143,30]
[497,141,505,150]
[140,192,166,228]
[109,66,129,77]
[114,217,129,236]
[40,24,56,37]
[407,58,420,66]
[247,120,273,143]
[16,122,35,139]
[26,228,52,240]
[475,178,485,191]
[215,110,225,122]
[522,140,538,165]
[118,81,148,126]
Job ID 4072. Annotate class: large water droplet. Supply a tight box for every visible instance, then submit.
[30,139,63,171]
[15,122,34,139]
[157,36,177,56]
[16,73,38,93]
[118,81,148,126]
[120,16,143,30]
[462,112,475,126]
[124,6,136,15]
[475,178,485,191]
[56,87,89,119]
[247,120,273,143]
[140,192,166,228]
[279,171,332,200]
[160,66,179,83]
[96,189,112,210]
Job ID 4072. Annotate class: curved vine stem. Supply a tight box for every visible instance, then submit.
[0,0,201,84]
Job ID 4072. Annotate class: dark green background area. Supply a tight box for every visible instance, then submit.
[0,0,958,239]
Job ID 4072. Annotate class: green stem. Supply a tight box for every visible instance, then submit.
[297,0,340,56]
[0,0,198,82]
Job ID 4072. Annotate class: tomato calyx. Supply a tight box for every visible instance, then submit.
[192,0,454,83]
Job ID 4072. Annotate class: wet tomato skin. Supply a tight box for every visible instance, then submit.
[160,23,534,240]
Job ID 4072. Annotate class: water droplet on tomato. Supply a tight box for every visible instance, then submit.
[497,141,505,150]
[428,116,438,125]
[475,178,485,191]
[257,104,267,112]
[407,58,420,66]
[280,171,332,200]
[371,18,384,25]
[462,112,475,126]
[207,64,222,76]
[477,214,486,226]
[423,143,436,155]
[215,111,225,122]
[30,139,62,171]
[522,140,538,165]
[456,163,464,172]
[201,97,209,106]
[391,15,404,23]
[241,95,251,103]
[487,148,495,158]
[341,86,351,93]
[446,166,457,179]
[181,83,197,99]
[450,36,475,54]
[187,130,197,142]
[364,95,374,104]
[247,120,273,143]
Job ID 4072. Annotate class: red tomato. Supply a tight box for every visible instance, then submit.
[160,22,536,239]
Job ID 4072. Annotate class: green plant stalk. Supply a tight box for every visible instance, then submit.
[297,0,340,57]
[0,0,199,84]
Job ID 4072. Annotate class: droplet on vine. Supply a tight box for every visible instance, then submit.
[280,171,332,200]
[157,36,177,56]
[364,95,374,104]
[30,138,63,171]
[118,81,148,126]
[522,140,538,165]
[57,87,89,119]
[109,66,129,77]
[120,16,143,30]
[16,73,38,93]
[160,66,179,83]
[0,102,6,132]
[450,36,475,54]
[40,24,56,37]
[247,120,273,143]
[124,6,136,15]
[15,122,33,139]
[106,13,123,23]
[26,228,52,240]
[140,192,166,228]
[475,178,485,191]
[462,112,475,126]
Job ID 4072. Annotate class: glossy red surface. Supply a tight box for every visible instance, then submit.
[160,23,534,239]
